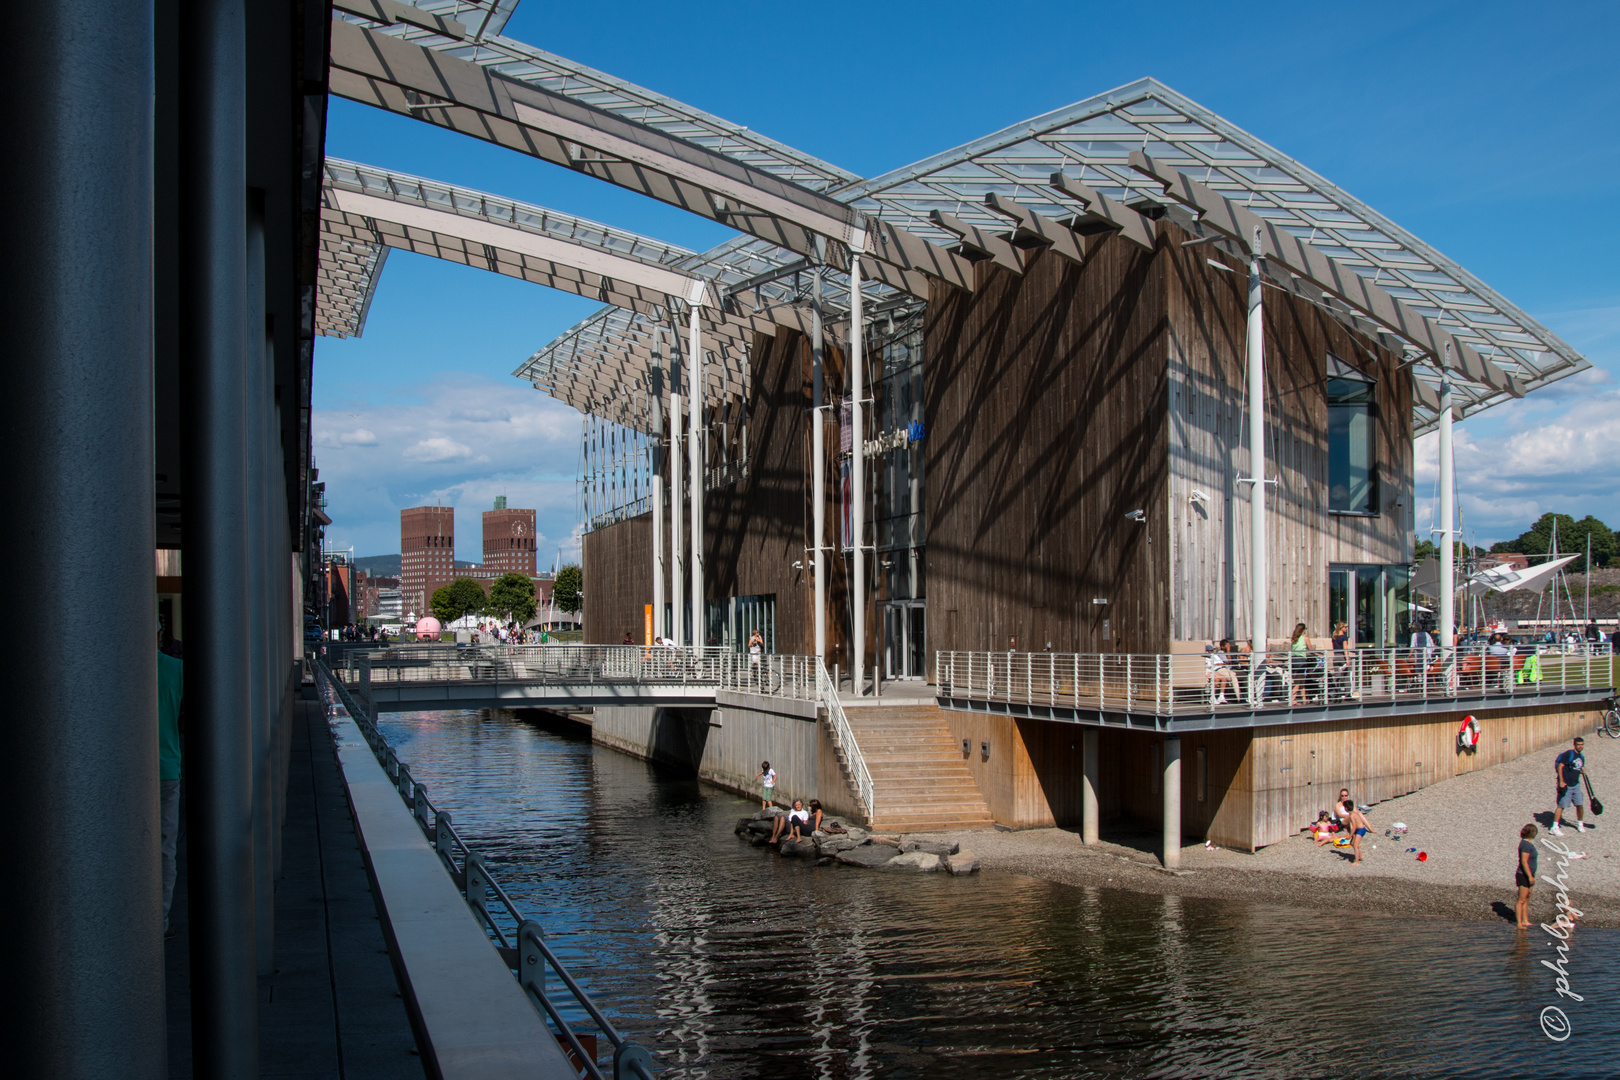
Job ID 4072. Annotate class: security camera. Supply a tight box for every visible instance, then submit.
[1125,509,1146,522]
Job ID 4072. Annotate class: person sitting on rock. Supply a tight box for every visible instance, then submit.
[806,799,827,835]
[772,799,811,844]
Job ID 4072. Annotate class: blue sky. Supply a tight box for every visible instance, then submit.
[314,0,1620,562]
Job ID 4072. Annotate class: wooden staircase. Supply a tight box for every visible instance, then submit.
[844,704,997,833]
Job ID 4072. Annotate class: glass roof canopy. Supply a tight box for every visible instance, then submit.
[326,7,1586,438]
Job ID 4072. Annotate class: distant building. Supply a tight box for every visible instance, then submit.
[400,506,456,618]
[482,497,537,577]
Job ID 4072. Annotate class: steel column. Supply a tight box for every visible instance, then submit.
[689,303,705,646]
[669,322,685,645]
[1246,226,1268,653]
[2,0,162,1072]
[850,253,867,692]
[811,258,827,662]
[651,331,665,639]
[1162,736,1182,869]
[179,0,261,1072]
[1438,349,1455,653]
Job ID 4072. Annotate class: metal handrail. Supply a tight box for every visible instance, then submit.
[935,643,1613,719]
[312,658,654,1079]
[816,659,874,820]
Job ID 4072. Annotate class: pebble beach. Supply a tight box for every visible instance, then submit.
[920,730,1620,926]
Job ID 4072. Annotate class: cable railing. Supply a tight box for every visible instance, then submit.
[936,644,1614,719]
[327,643,875,823]
[312,657,656,1080]
[332,643,826,703]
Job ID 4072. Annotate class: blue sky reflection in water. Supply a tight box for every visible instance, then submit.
[378,710,1619,1079]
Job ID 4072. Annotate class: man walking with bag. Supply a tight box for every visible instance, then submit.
[1551,736,1590,836]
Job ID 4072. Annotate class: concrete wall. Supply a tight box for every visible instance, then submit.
[590,696,864,822]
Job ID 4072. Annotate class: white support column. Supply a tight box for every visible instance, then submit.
[651,330,665,640]
[811,259,828,663]
[669,322,685,645]
[1246,226,1268,656]
[1438,343,1455,653]
[1081,728,1099,844]
[850,247,867,693]
[689,302,705,648]
[1162,736,1182,869]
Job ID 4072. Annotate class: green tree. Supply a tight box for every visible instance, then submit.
[1490,512,1616,572]
[553,563,583,615]
[429,577,488,624]
[486,572,538,625]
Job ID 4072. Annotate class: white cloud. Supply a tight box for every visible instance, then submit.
[312,372,586,561]
[316,427,379,448]
[404,436,478,463]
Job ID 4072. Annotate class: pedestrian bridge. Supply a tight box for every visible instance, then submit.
[331,643,826,712]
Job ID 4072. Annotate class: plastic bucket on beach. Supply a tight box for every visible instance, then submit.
[1416,851,1428,862]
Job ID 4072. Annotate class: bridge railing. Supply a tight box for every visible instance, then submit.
[332,644,827,703]
[312,656,655,1080]
[936,644,1613,719]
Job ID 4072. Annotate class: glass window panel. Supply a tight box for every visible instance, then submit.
[1328,376,1377,514]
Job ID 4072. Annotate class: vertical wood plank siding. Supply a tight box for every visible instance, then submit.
[1163,221,1413,644]
[924,240,1171,659]
[581,511,652,644]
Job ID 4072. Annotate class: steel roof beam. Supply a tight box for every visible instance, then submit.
[981,193,1089,267]
[1130,151,1521,399]
[1047,173,1159,250]
[327,18,973,296]
[928,210,1025,274]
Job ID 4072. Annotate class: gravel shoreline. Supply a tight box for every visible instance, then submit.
[919,731,1620,928]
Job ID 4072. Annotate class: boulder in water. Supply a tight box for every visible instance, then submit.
[888,851,940,872]
[779,838,817,857]
[945,850,980,875]
[818,837,859,853]
[835,845,900,869]
[900,839,958,857]
[746,820,776,836]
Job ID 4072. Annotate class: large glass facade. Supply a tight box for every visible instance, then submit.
[875,321,926,677]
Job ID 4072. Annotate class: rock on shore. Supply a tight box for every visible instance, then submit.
[734,812,980,874]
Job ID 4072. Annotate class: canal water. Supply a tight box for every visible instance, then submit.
[377,709,1619,1079]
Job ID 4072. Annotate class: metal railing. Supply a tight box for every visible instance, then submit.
[817,660,874,820]
[936,644,1614,719]
[327,644,875,824]
[332,644,825,703]
[312,658,655,1080]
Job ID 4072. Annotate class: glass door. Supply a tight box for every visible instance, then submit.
[881,600,926,679]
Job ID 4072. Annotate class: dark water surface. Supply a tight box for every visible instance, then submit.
[378,709,1619,1079]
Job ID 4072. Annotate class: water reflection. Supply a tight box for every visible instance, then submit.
[380,710,1619,1079]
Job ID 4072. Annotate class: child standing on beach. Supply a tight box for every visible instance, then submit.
[1340,799,1372,864]
[1515,823,1538,929]
[755,761,777,809]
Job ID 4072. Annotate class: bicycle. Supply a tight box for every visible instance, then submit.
[1599,696,1620,739]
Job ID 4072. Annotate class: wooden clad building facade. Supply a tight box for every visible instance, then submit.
[588,216,1417,662]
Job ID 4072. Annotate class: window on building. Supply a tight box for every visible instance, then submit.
[1327,366,1377,515]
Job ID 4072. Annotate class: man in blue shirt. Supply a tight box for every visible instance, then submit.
[158,647,184,934]
[1550,736,1588,837]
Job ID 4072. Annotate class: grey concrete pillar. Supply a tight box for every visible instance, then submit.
[1162,736,1182,869]
[1,1,163,1074]
[179,0,260,1072]
[1081,728,1100,845]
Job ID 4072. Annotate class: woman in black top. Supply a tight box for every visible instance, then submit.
[1516,823,1538,929]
